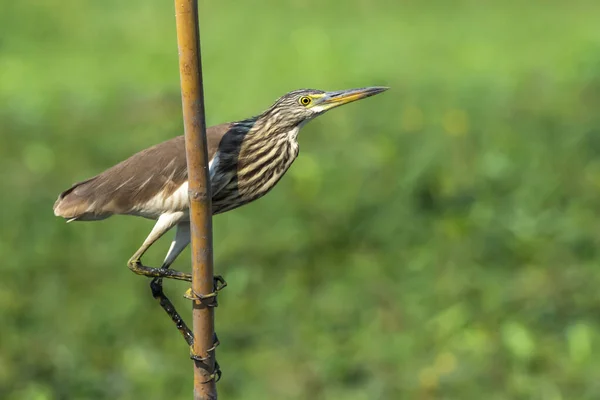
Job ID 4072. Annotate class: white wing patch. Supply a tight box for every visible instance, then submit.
[208,154,219,181]
[208,153,231,197]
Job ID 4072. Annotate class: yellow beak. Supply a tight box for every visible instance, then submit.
[319,86,389,109]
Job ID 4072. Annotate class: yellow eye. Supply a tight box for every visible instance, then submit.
[299,96,312,106]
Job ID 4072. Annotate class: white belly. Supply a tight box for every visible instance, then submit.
[132,181,191,220]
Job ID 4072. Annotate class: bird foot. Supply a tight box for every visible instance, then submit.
[191,360,221,383]
[189,333,220,361]
[183,275,227,307]
[189,333,222,382]
[127,258,192,282]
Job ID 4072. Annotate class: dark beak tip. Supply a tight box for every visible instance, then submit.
[358,86,389,98]
[372,86,390,93]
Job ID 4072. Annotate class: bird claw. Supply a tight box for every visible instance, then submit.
[189,333,220,361]
[183,275,227,307]
[202,361,222,383]
[206,334,220,352]
[189,334,222,382]
[189,353,222,383]
[214,275,227,291]
[189,349,218,363]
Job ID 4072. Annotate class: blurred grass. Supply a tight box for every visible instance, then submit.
[2,0,600,399]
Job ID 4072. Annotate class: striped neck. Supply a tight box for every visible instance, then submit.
[210,118,301,214]
[237,114,300,168]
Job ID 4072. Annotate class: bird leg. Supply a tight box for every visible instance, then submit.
[150,276,222,383]
[150,277,194,345]
[127,213,192,281]
[128,260,191,281]
[147,221,223,375]
[147,221,194,343]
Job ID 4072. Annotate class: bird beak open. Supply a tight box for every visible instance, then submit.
[318,86,389,110]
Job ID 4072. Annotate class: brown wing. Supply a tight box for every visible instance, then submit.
[53,124,231,221]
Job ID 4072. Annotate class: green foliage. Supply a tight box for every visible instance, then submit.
[2,0,600,398]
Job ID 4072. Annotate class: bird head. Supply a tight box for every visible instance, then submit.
[258,86,389,133]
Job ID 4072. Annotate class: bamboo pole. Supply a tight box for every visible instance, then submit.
[173,0,217,398]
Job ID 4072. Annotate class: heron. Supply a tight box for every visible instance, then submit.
[53,86,388,351]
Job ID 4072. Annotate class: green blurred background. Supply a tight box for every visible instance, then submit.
[2,0,600,399]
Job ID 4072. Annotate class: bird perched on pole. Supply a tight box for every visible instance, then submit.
[53,86,388,280]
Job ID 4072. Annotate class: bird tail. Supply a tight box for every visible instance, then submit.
[53,177,111,222]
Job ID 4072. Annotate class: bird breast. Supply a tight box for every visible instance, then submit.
[211,134,300,214]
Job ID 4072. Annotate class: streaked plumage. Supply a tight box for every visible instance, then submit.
[53,87,388,276]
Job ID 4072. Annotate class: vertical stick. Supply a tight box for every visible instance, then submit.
[173,0,216,399]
